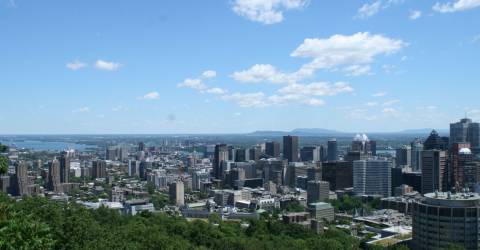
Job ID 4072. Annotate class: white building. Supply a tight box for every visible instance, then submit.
[353,159,392,197]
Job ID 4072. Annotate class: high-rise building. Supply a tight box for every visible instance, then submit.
[139,161,151,180]
[265,141,280,158]
[169,180,184,207]
[248,146,261,161]
[351,134,375,155]
[283,135,299,162]
[327,139,338,162]
[234,148,247,162]
[106,146,117,161]
[395,145,411,167]
[92,160,107,179]
[421,150,446,194]
[307,180,330,204]
[450,143,471,190]
[138,142,145,152]
[12,161,28,196]
[300,146,321,162]
[411,138,424,172]
[450,118,480,153]
[353,159,392,197]
[451,146,480,192]
[322,161,353,190]
[48,159,62,193]
[128,160,139,177]
[412,192,480,250]
[424,130,449,151]
[192,170,210,191]
[59,151,70,183]
[213,144,229,179]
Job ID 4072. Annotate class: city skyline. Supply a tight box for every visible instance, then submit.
[2,0,480,134]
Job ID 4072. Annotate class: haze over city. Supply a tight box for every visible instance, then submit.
[2,0,480,134]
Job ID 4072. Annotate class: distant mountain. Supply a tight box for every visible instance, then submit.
[290,128,345,135]
[247,128,449,137]
[397,128,449,135]
[247,128,350,137]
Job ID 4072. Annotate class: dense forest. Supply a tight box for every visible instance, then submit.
[0,193,412,250]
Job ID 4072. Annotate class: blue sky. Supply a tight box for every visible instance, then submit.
[1,0,479,134]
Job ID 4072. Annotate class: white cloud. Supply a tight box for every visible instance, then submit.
[221,92,268,108]
[433,0,480,13]
[73,107,90,113]
[277,82,353,96]
[357,1,382,19]
[383,99,400,106]
[382,64,397,73]
[66,60,87,70]
[231,64,293,83]
[409,10,422,20]
[232,32,406,84]
[139,92,160,100]
[343,65,372,76]
[177,78,207,90]
[372,91,387,97]
[302,98,325,106]
[202,70,217,78]
[291,32,406,77]
[365,102,379,107]
[356,0,405,19]
[232,0,309,25]
[382,107,397,113]
[204,87,228,95]
[94,60,122,71]
[221,81,352,108]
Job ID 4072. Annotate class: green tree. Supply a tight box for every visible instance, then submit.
[0,156,8,175]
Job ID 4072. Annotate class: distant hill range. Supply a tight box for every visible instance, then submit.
[247,128,449,137]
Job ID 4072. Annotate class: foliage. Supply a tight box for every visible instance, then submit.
[150,193,170,210]
[330,195,382,214]
[0,193,361,250]
[284,200,306,212]
[0,144,8,153]
[0,156,8,175]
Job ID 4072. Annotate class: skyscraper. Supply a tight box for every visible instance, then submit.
[48,159,61,193]
[300,146,321,162]
[307,180,330,204]
[412,192,480,250]
[213,144,229,179]
[450,118,480,153]
[92,160,107,179]
[395,145,411,167]
[411,138,424,172]
[234,148,247,162]
[283,135,299,162]
[248,146,261,161]
[59,151,70,183]
[12,161,28,196]
[169,180,185,207]
[421,150,446,194]
[353,159,392,197]
[265,141,280,158]
[327,138,338,162]
[424,130,449,151]
[138,141,145,152]
[450,143,471,190]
